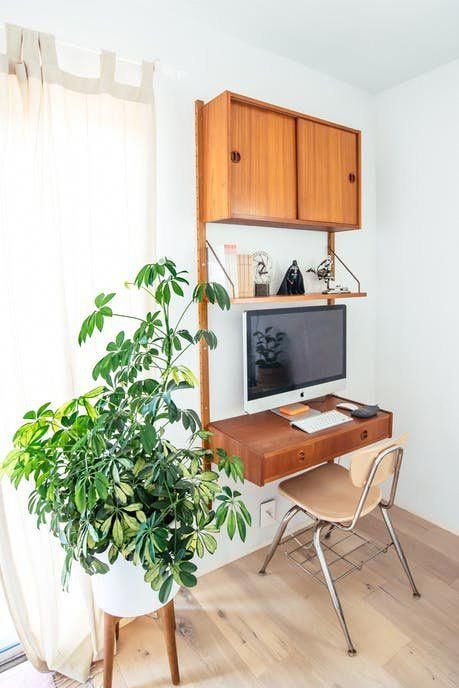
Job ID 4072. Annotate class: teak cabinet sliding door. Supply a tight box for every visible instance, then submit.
[230,102,297,220]
[199,91,361,230]
[297,119,359,226]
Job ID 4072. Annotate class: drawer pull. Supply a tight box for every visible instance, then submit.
[230,150,241,163]
[299,450,305,460]
[361,430,368,440]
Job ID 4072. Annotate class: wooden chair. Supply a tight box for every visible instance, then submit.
[259,435,420,655]
[103,600,180,688]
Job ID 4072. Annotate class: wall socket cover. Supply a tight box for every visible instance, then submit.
[260,499,277,528]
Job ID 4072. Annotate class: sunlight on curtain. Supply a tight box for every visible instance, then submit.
[0,24,155,683]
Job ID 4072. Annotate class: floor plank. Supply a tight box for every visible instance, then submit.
[359,509,459,585]
[385,642,457,688]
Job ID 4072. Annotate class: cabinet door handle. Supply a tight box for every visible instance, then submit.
[348,172,356,183]
[231,151,241,163]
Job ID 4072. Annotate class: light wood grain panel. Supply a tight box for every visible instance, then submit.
[195,101,211,472]
[230,102,297,219]
[201,92,230,221]
[359,511,459,586]
[229,91,361,134]
[214,214,360,231]
[385,643,456,688]
[297,118,359,226]
[263,415,389,483]
[187,566,292,678]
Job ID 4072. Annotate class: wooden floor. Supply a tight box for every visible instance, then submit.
[95,506,458,688]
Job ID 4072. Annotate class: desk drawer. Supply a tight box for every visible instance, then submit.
[263,416,390,484]
[264,445,317,482]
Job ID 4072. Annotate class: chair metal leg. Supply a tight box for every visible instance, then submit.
[380,505,420,598]
[313,522,357,656]
[324,524,335,540]
[259,505,300,574]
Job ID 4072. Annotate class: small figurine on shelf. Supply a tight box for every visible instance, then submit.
[277,260,305,295]
[307,256,350,294]
[307,256,333,291]
[252,251,273,297]
[306,256,334,292]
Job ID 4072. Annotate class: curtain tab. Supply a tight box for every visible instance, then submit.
[100,51,116,91]
[39,32,59,67]
[22,29,40,63]
[5,24,23,74]
[21,29,42,79]
[141,61,155,91]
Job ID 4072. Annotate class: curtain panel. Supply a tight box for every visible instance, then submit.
[0,24,155,683]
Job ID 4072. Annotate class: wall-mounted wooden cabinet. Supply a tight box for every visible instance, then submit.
[199,91,361,232]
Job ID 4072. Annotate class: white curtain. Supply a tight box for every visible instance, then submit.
[0,24,155,683]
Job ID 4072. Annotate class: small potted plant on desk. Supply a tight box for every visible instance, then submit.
[1,259,251,688]
[254,327,286,390]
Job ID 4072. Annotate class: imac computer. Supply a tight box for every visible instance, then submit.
[243,305,347,414]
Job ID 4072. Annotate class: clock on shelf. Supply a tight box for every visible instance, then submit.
[252,251,273,297]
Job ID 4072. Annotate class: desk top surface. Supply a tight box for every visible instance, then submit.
[209,395,392,455]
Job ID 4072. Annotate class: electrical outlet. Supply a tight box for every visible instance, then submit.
[259,499,277,528]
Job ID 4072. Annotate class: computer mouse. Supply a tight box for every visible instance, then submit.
[336,402,359,412]
[351,405,379,418]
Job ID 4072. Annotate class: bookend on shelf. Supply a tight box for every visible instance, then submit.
[206,239,236,298]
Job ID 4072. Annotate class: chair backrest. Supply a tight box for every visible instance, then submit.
[344,434,407,529]
[349,433,408,488]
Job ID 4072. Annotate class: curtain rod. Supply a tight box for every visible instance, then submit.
[0,22,155,68]
[55,40,184,79]
[0,23,189,78]
[54,38,149,68]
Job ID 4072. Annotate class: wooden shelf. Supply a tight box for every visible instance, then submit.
[230,291,367,305]
[212,215,360,232]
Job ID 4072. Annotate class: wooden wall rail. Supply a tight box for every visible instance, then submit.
[195,100,211,472]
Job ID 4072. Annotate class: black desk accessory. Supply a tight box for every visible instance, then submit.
[351,405,380,419]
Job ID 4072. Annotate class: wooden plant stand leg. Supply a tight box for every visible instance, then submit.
[103,612,120,688]
[159,600,180,685]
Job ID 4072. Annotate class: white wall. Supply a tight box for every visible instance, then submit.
[375,60,459,533]
[2,1,377,571]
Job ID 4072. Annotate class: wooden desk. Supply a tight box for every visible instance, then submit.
[209,395,392,486]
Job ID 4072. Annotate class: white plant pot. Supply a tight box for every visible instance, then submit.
[91,552,179,618]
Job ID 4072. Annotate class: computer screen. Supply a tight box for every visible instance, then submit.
[245,305,346,402]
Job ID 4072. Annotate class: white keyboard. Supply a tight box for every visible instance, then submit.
[292,410,352,434]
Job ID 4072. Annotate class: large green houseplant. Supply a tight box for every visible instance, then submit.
[2,259,251,604]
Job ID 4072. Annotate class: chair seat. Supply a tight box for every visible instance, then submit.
[279,463,382,523]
